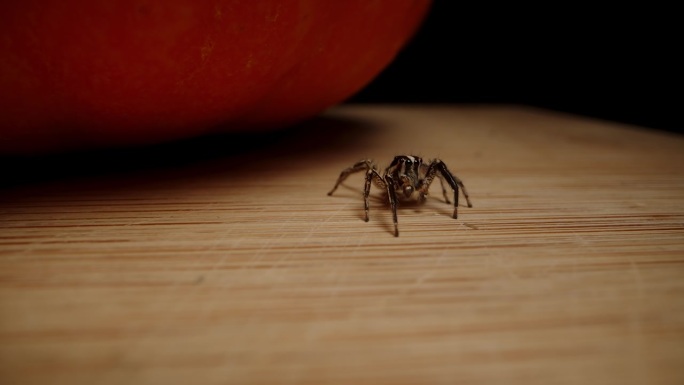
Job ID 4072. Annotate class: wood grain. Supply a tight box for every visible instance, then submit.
[1,105,683,385]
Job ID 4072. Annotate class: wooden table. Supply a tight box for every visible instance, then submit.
[1,105,683,385]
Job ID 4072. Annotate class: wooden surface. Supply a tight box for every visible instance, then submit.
[1,105,683,384]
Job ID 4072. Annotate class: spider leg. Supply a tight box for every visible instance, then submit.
[419,163,450,203]
[421,159,472,219]
[384,175,400,237]
[437,175,451,204]
[364,168,384,222]
[328,159,375,196]
[417,163,429,203]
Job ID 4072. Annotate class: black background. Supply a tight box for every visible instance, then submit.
[349,2,682,133]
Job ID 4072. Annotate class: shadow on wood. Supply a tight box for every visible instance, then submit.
[0,114,380,196]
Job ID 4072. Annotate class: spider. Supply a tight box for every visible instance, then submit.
[328,155,473,236]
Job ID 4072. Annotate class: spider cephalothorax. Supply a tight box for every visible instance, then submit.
[328,155,473,236]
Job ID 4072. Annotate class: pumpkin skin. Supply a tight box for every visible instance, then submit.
[0,0,431,154]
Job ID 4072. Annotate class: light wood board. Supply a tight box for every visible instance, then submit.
[1,105,683,384]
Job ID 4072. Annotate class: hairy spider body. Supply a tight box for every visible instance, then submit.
[328,155,472,236]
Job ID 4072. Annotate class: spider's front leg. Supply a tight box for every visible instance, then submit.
[420,159,473,219]
[384,174,400,237]
[328,159,376,196]
[419,163,451,204]
[329,159,386,224]
[436,176,451,204]
[363,168,385,222]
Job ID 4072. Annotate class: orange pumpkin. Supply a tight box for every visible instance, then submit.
[0,1,431,154]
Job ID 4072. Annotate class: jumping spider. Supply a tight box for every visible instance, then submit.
[328,155,473,237]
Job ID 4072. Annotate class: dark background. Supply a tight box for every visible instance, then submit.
[349,2,682,133]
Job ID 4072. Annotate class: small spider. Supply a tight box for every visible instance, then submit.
[328,155,473,236]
